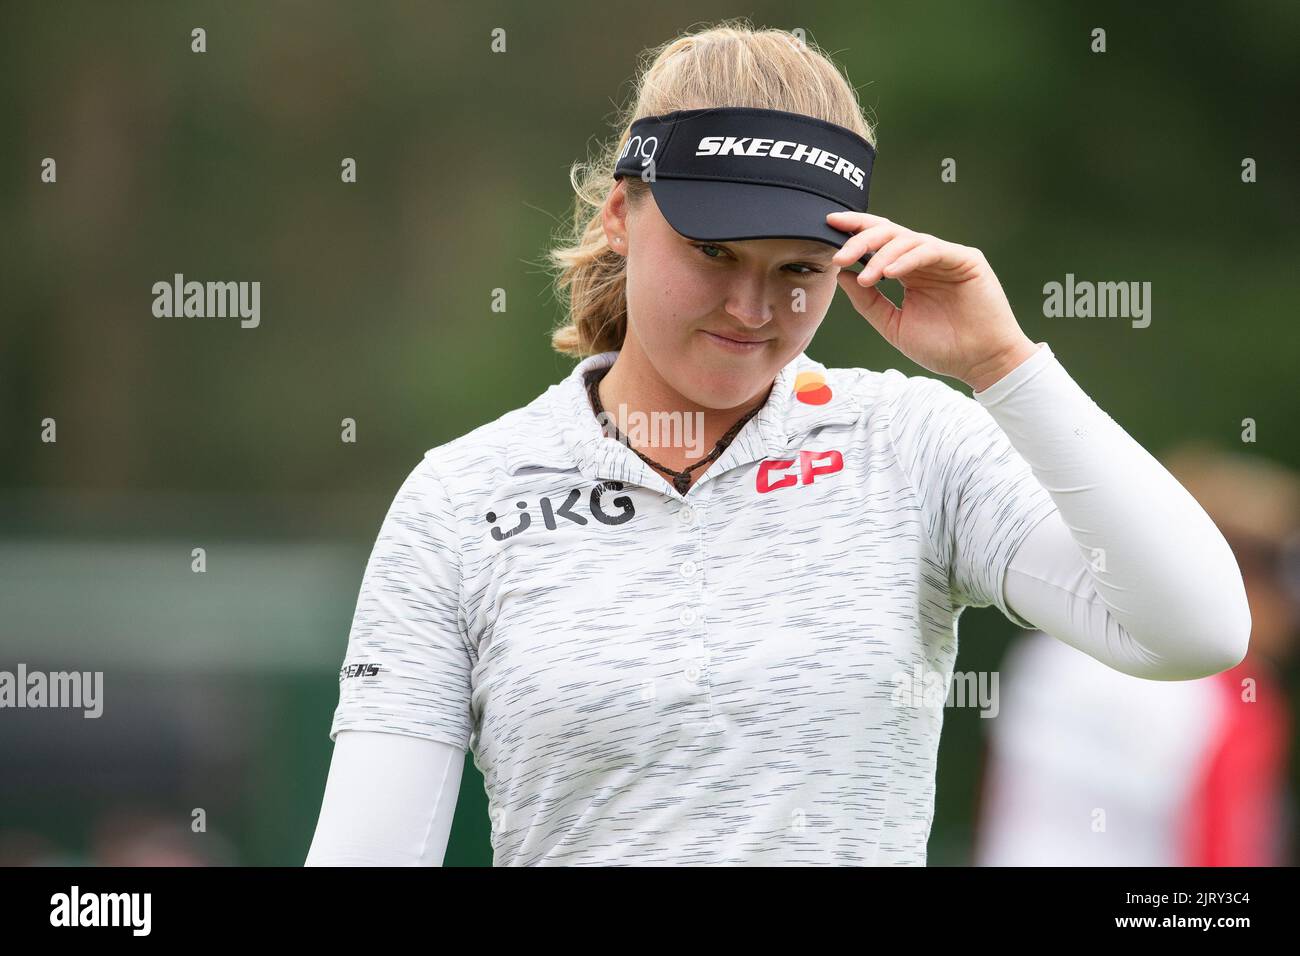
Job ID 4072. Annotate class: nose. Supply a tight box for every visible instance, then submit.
[722,274,777,328]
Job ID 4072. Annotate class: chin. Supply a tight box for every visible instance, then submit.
[678,354,776,409]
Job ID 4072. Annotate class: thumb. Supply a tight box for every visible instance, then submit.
[836,269,898,340]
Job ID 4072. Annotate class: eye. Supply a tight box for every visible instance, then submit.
[691,243,825,275]
[691,242,729,260]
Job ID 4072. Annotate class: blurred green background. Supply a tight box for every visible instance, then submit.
[1,1,1297,865]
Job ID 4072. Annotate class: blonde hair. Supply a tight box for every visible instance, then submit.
[547,18,877,358]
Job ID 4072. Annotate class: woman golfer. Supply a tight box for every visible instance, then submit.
[306,23,1250,866]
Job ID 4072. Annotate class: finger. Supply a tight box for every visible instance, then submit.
[883,240,960,280]
[825,211,896,242]
[856,233,928,286]
[831,222,904,267]
[835,269,898,339]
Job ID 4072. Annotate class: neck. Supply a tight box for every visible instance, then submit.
[593,341,772,472]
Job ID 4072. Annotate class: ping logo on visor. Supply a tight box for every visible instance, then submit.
[613,106,878,264]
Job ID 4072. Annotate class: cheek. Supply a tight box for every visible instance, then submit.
[785,277,836,328]
[805,273,840,311]
[626,257,718,337]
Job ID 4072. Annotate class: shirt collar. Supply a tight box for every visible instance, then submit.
[504,349,864,491]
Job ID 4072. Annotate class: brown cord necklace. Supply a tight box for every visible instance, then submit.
[584,364,768,495]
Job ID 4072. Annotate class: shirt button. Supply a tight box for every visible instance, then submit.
[678,607,697,627]
[679,559,697,579]
[684,663,701,683]
[677,507,695,526]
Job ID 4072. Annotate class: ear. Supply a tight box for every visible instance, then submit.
[602,180,630,254]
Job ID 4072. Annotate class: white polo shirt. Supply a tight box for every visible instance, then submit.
[329,347,1059,865]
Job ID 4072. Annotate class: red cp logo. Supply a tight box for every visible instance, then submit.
[756,449,844,494]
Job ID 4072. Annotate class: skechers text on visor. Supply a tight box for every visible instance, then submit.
[613,106,877,265]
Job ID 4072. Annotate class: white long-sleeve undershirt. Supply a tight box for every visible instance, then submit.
[981,341,1250,681]
[304,729,462,866]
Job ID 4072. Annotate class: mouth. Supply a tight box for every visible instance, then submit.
[700,330,773,353]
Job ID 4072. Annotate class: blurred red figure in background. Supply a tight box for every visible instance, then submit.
[976,442,1299,866]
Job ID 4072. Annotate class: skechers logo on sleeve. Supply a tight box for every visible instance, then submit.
[340,663,381,681]
[485,481,635,541]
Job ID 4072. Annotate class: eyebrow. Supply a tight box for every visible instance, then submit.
[777,242,837,260]
[699,238,836,257]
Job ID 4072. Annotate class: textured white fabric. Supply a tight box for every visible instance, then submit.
[307,342,1248,866]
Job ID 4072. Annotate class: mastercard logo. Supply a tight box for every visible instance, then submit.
[793,371,832,406]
